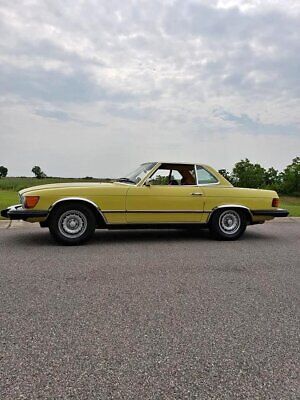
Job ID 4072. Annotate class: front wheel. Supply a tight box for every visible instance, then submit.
[48,203,96,245]
[209,209,247,241]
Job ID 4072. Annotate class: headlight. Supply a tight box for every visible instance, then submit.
[19,194,25,207]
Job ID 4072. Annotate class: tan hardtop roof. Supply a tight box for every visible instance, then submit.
[145,162,210,167]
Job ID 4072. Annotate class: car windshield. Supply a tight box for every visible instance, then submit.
[117,162,157,184]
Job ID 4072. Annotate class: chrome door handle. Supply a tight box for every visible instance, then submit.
[191,192,203,196]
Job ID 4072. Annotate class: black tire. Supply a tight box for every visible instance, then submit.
[48,202,96,245]
[209,208,247,241]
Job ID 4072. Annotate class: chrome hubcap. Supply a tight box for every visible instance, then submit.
[219,210,241,235]
[58,210,87,238]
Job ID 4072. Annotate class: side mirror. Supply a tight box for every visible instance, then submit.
[144,179,151,187]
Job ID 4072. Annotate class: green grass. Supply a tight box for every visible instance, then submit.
[280,196,300,217]
[0,190,19,215]
[0,176,109,192]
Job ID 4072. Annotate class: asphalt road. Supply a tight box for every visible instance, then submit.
[0,220,299,400]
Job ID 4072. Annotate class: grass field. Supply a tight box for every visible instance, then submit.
[0,190,19,214]
[0,176,109,192]
[280,196,300,217]
[0,178,299,219]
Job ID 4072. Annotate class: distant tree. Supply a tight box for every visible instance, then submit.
[232,158,266,188]
[264,167,280,189]
[150,174,169,185]
[32,166,47,179]
[218,169,233,184]
[0,166,8,178]
[280,157,300,194]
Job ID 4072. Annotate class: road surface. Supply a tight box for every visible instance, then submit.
[0,220,299,399]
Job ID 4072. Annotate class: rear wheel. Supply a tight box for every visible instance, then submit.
[48,203,96,245]
[209,209,247,241]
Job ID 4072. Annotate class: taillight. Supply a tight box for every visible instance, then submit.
[24,196,40,209]
[272,198,280,208]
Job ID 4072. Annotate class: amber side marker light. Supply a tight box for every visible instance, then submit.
[272,198,280,208]
[24,196,40,209]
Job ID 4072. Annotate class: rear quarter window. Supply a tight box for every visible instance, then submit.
[196,166,218,185]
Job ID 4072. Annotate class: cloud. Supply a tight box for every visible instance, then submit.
[0,0,299,176]
[0,63,141,104]
[34,109,70,122]
[213,108,300,136]
[34,108,104,127]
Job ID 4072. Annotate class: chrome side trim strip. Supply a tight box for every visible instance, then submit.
[103,210,211,214]
[105,221,208,226]
[102,210,125,213]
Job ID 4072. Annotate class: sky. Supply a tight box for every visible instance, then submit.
[0,0,299,178]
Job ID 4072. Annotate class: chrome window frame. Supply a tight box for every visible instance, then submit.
[138,162,161,186]
[138,163,221,187]
[117,162,157,186]
[140,163,200,187]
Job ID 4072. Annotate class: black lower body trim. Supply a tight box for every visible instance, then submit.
[251,209,289,217]
[104,223,208,230]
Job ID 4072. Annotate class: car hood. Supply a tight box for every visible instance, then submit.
[19,181,121,195]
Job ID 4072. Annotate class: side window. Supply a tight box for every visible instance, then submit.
[196,166,218,185]
[169,170,182,185]
[149,169,170,185]
[148,164,197,185]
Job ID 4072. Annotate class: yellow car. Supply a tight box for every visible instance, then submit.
[1,162,288,244]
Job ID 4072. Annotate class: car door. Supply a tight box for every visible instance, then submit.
[125,164,206,224]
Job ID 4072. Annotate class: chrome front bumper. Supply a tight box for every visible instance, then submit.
[0,204,48,220]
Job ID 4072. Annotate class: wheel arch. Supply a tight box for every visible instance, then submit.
[208,205,253,224]
[47,197,107,227]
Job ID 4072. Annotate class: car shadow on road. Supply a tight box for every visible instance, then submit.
[8,226,276,247]
[10,228,211,246]
[92,228,212,244]
[91,228,276,244]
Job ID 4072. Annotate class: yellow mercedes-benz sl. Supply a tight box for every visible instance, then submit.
[1,162,288,244]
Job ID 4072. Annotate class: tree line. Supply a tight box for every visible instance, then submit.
[218,157,299,195]
[0,165,47,179]
[0,157,299,194]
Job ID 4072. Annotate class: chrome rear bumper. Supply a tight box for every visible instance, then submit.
[251,209,289,217]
